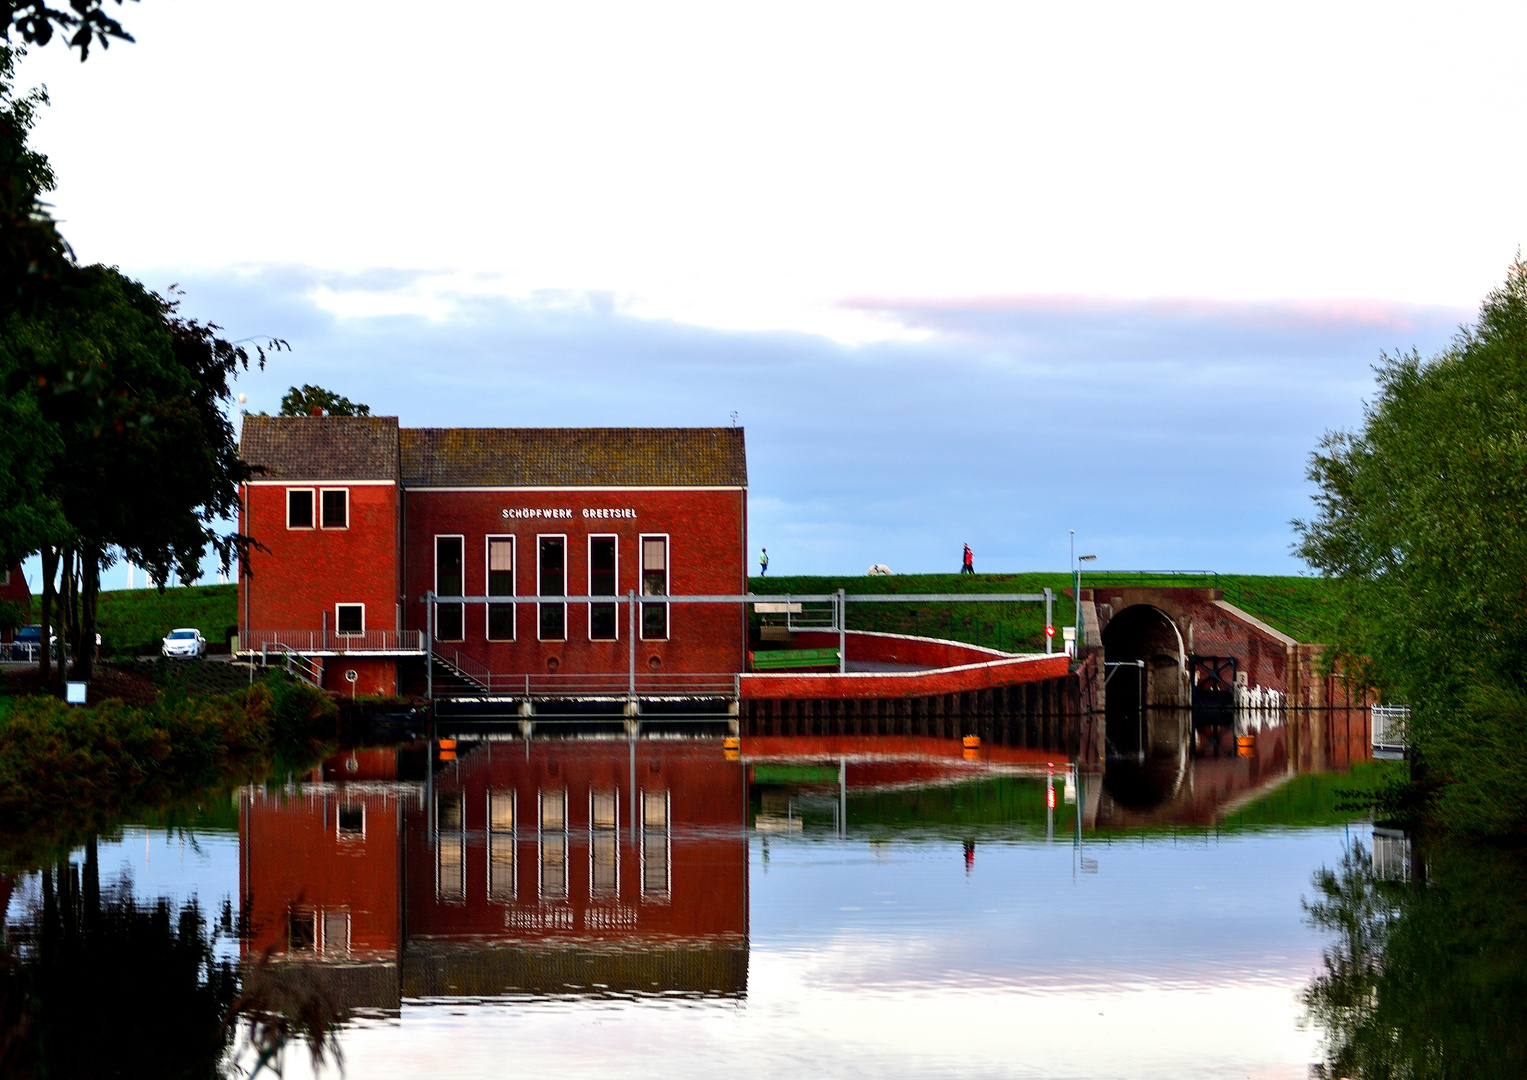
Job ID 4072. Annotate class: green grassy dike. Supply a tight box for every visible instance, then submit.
[94,582,239,656]
[751,571,1340,649]
[73,572,1334,658]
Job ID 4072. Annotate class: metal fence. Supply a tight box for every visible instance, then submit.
[1371,704,1410,757]
[246,629,424,654]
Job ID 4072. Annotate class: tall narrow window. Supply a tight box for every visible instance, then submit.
[435,536,464,642]
[641,535,668,640]
[486,536,515,641]
[488,790,515,901]
[538,536,566,641]
[437,792,465,901]
[320,489,348,529]
[539,789,567,901]
[641,789,670,900]
[287,489,314,529]
[589,536,617,640]
[590,790,619,899]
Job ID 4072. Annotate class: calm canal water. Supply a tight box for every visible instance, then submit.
[5,738,1508,1079]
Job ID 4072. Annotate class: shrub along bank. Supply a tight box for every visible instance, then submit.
[0,677,335,867]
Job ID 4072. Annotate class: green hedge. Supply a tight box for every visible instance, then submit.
[0,677,335,867]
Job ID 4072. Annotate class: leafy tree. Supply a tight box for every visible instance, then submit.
[0,45,285,686]
[3,266,274,682]
[2,0,133,61]
[1295,259,1527,835]
[278,383,370,417]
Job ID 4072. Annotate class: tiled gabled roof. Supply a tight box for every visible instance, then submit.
[241,416,400,481]
[400,427,747,488]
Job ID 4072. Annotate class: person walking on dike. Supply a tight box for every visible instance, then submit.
[760,548,769,576]
[961,543,974,575]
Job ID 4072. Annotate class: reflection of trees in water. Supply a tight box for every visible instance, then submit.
[1303,838,1527,1079]
[0,839,343,1079]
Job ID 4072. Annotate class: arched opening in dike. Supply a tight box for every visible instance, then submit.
[1100,604,1192,806]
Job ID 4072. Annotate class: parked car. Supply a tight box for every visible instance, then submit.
[9,624,41,661]
[161,628,207,658]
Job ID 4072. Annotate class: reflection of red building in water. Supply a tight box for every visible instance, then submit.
[240,741,748,1009]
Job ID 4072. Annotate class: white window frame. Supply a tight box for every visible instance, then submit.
[587,534,619,642]
[537,533,568,643]
[434,534,466,642]
[286,487,316,530]
[336,801,365,840]
[485,535,516,642]
[320,909,352,957]
[334,603,365,637]
[639,533,671,641]
[318,487,349,530]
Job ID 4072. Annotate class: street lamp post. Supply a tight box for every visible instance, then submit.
[1075,551,1096,657]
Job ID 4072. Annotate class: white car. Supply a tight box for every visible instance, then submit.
[161,628,207,658]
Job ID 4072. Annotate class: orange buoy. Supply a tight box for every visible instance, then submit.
[963,735,980,749]
[1236,735,1255,757]
[438,749,457,762]
[438,738,457,751]
[723,736,740,751]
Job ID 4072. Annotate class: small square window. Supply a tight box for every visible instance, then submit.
[287,489,314,529]
[338,805,364,837]
[336,604,364,635]
[321,489,348,529]
[322,910,351,956]
[288,909,317,952]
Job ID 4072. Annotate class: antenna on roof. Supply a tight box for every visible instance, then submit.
[730,411,738,427]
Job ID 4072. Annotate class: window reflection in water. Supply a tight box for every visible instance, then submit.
[488,790,516,901]
[437,792,465,901]
[540,788,568,901]
[590,790,619,899]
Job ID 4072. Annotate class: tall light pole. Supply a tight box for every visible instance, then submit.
[1076,551,1096,656]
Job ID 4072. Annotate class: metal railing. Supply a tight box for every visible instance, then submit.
[430,642,737,700]
[1,642,41,663]
[245,629,424,654]
[431,643,493,693]
[260,642,324,689]
[1371,704,1410,756]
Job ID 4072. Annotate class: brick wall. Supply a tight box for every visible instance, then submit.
[403,488,747,678]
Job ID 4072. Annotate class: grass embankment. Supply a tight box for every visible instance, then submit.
[94,583,238,657]
[751,572,1340,649]
[0,677,335,868]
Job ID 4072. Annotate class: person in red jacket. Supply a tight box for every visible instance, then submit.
[961,543,974,575]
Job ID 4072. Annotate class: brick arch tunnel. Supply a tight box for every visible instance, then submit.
[1100,605,1192,804]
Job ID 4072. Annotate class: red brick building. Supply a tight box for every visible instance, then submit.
[1,563,29,644]
[239,417,748,696]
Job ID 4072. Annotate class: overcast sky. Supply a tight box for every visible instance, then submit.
[15,2,1524,581]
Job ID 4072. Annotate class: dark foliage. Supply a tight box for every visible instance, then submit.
[2,0,134,61]
[1295,259,1527,835]
[277,384,371,418]
[1304,837,1527,1078]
